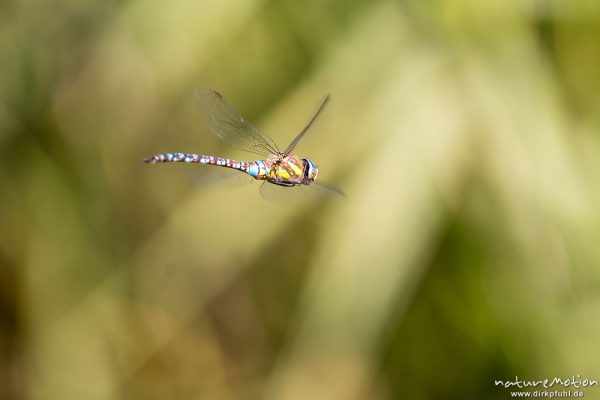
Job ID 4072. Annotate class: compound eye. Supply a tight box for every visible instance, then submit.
[303,160,311,179]
[302,158,318,182]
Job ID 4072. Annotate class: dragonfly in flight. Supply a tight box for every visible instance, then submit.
[144,88,343,197]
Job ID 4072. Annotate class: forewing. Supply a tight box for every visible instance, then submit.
[284,94,330,155]
[195,88,280,157]
[259,181,346,203]
[312,181,347,198]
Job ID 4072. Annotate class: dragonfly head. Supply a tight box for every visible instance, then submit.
[302,158,319,184]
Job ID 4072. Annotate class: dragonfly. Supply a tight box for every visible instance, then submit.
[144,88,344,197]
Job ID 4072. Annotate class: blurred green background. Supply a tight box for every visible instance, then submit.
[2,0,600,399]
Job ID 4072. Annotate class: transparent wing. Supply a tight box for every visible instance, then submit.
[284,94,330,155]
[259,181,346,203]
[259,182,306,203]
[312,181,347,198]
[195,88,280,157]
[183,165,254,188]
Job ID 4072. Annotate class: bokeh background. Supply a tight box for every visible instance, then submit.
[2,0,600,399]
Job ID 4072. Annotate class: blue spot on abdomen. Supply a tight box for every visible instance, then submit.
[247,164,259,177]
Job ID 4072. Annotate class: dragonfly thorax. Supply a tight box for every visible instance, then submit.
[257,154,318,186]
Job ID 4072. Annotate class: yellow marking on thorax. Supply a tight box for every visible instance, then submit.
[276,164,291,179]
[265,155,305,182]
[288,160,303,176]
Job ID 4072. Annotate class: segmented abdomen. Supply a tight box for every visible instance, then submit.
[143,152,268,179]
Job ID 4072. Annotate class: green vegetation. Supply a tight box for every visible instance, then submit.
[2,0,600,398]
